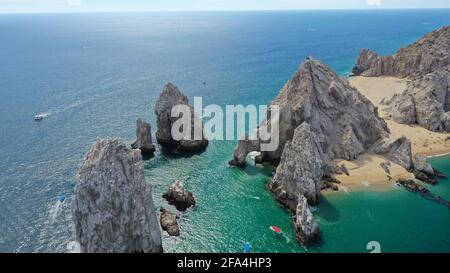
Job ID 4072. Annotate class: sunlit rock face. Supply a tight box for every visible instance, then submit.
[230,57,389,167]
[353,26,450,78]
[354,27,450,132]
[131,118,156,156]
[384,69,450,132]
[155,83,208,152]
[72,138,163,253]
[268,123,329,209]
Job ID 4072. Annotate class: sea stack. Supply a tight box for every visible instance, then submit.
[293,195,321,246]
[163,180,196,211]
[160,208,180,237]
[72,138,163,253]
[131,118,156,156]
[269,123,328,209]
[353,26,450,132]
[155,83,208,152]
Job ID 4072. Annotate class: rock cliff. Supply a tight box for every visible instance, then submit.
[268,123,328,209]
[293,195,321,246]
[131,118,156,156]
[353,26,450,78]
[72,138,163,253]
[384,69,450,132]
[155,83,208,152]
[352,27,450,132]
[230,58,390,167]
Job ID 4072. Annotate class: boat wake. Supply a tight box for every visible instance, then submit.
[50,200,62,223]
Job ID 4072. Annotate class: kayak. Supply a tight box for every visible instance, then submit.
[270,226,283,235]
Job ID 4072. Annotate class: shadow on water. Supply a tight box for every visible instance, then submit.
[316,197,340,223]
[158,145,208,159]
[141,153,156,161]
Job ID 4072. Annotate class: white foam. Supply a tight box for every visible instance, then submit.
[66,241,81,253]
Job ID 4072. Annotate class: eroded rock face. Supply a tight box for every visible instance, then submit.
[268,123,329,209]
[163,180,196,211]
[131,118,156,155]
[414,155,434,175]
[352,49,396,77]
[72,138,163,253]
[160,208,180,237]
[371,137,413,170]
[230,57,389,167]
[353,26,450,78]
[155,83,208,152]
[353,27,450,132]
[384,69,450,132]
[293,195,321,246]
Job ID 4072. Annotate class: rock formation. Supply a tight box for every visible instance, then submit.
[268,123,329,209]
[131,118,156,156]
[72,138,163,253]
[293,195,321,246]
[230,57,390,167]
[371,137,413,170]
[384,69,450,132]
[397,178,450,208]
[353,26,450,132]
[155,83,208,151]
[353,26,450,78]
[160,208,180,237]
[163,180,196,211]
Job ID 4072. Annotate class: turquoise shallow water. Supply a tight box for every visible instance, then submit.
[0,10,449,253]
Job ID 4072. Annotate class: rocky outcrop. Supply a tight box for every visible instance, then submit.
[230,57,390,167]
[293,195,321,246]
[163,180,196,211]
[353,27,450,132]
[371,136,413,170]
[160,208,180,237]
[72,138,163,253]
[397,178,450,208]
[268,123,329,209]
[352,49,396,77]
[353,26,450,78]
[384,69,450,132]
[131,118,156,156]
[155,83,208,152]
[413,155,439,185]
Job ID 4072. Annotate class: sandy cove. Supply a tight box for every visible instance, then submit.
[327,76,450,192]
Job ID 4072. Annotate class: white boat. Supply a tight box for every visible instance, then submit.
[34,113,45,121]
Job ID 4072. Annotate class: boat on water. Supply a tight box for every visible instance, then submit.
[58,194,66,203]
[34,113,45,121]
[270,226,283,235]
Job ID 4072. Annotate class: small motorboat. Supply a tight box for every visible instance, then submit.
[57,194,66,203]
[243,242,251,253]
[34,113,45,121]
[270,226,283,235]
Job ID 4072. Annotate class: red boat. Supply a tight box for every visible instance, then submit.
[270,226,283,235]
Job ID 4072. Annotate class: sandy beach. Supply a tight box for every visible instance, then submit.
[326,76,450,192]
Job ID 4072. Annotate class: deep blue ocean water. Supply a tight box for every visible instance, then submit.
[0,10,449,253]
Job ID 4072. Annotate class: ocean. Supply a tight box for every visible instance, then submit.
[0,10,449,253]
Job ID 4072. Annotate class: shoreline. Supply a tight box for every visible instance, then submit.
[327,76,450,192]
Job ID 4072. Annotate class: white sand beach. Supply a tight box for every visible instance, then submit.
[327,76,450,191]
